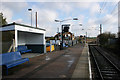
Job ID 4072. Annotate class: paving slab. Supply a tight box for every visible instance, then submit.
[72,43,90,80]
[22,53,44,58]
[2,43,89,79]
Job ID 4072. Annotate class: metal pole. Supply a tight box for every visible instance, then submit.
[61,25,64,50]
[86,32,87,43]
[60,22,62,42]
[72,33,73,46]
[60,22,62,50]
[100,24,102,34]
[36,12,37,28]
[57,27,59,33]
[31,11,32,27]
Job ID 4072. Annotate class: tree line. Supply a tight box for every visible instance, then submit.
[0,13,7,26]
[97,32,120,56]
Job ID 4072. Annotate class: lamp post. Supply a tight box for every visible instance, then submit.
[28,8,32,27]
[35,12,37,28]
[81,29,87,43]
[55,18,78,50]
[71,24,82,45]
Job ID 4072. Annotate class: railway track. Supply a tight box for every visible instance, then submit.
[89,46,120,80]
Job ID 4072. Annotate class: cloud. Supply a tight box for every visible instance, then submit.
[0,2,118,37]
[29,5,59,36]
[90,3,100,16]
[36,2,73,14]
[2,0,28,2]
[13,18,23,23]
[2,2,28,12]
[85,12,118,37]
[31,5,58,24]
[1,2,28,23]
[0,5,13,23]
[102,14,118,32]
[2,0,119,2]
[76,2,92,9]
[53,3,72,13]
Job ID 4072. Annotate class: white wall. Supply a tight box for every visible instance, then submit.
[15,25,45,34]
[18,31,44,45]
[18,31,26,45]
[26,33,44,44]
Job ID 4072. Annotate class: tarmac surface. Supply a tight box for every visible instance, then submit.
[2,43,90,80]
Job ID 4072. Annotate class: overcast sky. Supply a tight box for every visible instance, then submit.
[1,0,119,37]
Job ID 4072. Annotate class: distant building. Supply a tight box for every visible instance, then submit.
[45,36,55,42]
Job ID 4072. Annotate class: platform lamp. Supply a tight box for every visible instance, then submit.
[71,23,82,45]
[28,8,32,27]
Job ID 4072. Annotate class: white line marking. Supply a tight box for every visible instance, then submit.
[88,50,92,80]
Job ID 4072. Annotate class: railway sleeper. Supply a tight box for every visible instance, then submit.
[101,70,117,74]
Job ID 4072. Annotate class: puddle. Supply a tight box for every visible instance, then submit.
[64,54,70,57]
[64,50,70,53]
[67,58,75,67]
[22,53,42,58]
[59,75,66,78]
[45,56,51,61]
[63,54,75,67]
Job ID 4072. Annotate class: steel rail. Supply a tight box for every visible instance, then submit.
[90,46,104,80]
[95,47,120,73]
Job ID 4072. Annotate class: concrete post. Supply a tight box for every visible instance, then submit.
[15,30,18,52]
[43,34,46,53]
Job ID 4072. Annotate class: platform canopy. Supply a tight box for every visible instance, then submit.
[0,22,46,53]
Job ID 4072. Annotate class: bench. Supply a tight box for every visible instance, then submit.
[17,46,32,53]
[0,52,29,75]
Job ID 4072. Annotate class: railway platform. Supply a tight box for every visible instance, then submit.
[72,43,90,79]
[2,43,90,80]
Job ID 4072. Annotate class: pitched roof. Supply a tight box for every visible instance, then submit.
[1,22,46,31]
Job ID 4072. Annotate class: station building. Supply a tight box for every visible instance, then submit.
[0,22,46,53]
